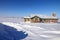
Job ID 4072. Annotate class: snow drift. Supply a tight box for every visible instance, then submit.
[0,22,60,40]
[0,23,28,40]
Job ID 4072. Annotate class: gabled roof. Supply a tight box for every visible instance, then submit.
[24,14,58,19]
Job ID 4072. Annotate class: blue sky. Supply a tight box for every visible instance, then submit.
[0,0,60,17]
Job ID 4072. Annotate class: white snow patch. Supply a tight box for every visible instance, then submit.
[40,35,53,38]
[1,22,60,40]
[44,31,60,34]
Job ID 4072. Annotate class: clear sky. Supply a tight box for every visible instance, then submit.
[0,0,60,17]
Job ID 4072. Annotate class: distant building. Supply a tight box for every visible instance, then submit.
[24,13,58,23]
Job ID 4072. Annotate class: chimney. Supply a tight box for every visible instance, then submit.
[52,12,56,17]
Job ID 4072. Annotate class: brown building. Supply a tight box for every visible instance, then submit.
[24,13,58,23]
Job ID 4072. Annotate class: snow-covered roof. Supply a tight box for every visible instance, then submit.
[24,16,30,18]
[24,14,58,19]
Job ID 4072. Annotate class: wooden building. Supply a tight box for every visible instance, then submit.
[24,13,58,23]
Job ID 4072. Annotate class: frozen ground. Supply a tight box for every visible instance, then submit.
[0,22,60,40]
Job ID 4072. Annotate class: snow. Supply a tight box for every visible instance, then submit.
[24,14,58,19]
[39,35,53,38]
[0,17,23,23]
[1,22,60,40]
[44,31,60,34]
[24,16,30,18]
[58,18,60,23]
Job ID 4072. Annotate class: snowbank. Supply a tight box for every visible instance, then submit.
[1,22,60,40]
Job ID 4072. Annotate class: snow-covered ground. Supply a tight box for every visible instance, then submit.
[1,22,60,40]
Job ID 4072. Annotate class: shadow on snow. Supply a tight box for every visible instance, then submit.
[0,23,28,40]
